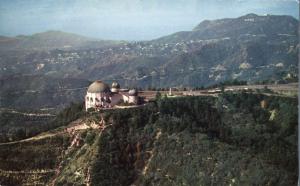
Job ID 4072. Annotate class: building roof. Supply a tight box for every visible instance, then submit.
[112,82,120,88]
[129,89,138,96]
[87,80,111,93]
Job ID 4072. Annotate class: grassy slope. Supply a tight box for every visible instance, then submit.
[0,134,68,185]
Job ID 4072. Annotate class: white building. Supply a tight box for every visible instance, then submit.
[85,80,139,111]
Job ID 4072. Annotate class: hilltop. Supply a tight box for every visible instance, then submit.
[0,94,297,185]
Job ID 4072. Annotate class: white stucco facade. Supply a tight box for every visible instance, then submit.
[85,81,139,111]
[85,92,112,110]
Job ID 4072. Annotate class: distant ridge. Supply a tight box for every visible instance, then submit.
[0,30,121,51]
[153,14,298,43]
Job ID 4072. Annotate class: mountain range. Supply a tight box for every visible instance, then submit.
[0,13,298,109]
[153,14,297,43]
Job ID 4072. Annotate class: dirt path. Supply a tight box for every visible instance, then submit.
[0,119,99,146]
[50,117,112,186]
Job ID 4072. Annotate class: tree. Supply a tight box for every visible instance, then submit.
[155,91,162,100]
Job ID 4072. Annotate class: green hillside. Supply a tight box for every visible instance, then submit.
[0,94,297,185]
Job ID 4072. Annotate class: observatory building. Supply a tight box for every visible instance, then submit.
[85,80,139,111]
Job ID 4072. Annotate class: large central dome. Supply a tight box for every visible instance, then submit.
[87,80,111,93]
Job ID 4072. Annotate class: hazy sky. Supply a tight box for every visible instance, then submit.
[0,0,298,40]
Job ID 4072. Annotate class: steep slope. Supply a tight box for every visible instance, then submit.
[0,94,297,185]
[0,118,103,185]
[0,132,68,185]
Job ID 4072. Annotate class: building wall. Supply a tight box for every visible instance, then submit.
[111,88,119,93]
[85,92,112,111]
[129,96,138,104]
[122,94,129,103]
[85,92,139,111]
[122,95,138,104]
[110,94,122,106]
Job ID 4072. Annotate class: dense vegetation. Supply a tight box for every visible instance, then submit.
[0,93,297,185]
[88,94,297,185]
[219,92,298,174]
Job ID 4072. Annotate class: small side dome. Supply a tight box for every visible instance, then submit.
[112,82,120,89]
[87,80,111,93]
[128,89,138,96]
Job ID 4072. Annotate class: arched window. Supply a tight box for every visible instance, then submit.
[90,97,93,102]
[86,96,89,101]
[95,98,100,102]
